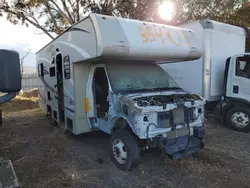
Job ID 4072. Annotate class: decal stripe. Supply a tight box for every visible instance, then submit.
[40,77,55,93]
[67,27,90,33]
[53,41,91,58]
[43,68,49,75]
[38,90,46,102]
[64,106,75,113]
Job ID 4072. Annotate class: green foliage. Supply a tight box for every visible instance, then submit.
[0,0,249,50]
[170,0,250,50]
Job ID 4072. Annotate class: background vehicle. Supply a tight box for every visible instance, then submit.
[162,19,250,132]
[0,49,21,188]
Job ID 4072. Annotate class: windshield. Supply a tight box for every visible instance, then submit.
[106,63,180,93]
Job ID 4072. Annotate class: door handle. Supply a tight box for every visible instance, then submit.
[233,85,239,94]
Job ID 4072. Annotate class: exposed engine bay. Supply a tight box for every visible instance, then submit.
[134,94,202,107]
[124,93,204,132]
[116,92,205,160]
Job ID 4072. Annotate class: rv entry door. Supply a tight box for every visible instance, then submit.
[55,53,65,124]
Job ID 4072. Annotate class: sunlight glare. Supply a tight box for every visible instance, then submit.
[158,1,175,21]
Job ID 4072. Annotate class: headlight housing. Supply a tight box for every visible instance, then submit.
[189,107,202,121]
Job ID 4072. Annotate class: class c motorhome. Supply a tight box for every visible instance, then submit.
[37,13,206,170]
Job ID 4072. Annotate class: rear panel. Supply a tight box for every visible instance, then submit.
[210,26,246,100]
[160,21,204,96]
[160,59,203,96]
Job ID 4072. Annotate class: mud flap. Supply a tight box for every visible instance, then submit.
[163,136,204,160]
[0,159,19,188]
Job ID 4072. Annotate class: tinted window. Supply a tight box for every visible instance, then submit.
[50,67,55,77]
[235,56,250,79]
[38,63,44,77]
[64,55,70,79]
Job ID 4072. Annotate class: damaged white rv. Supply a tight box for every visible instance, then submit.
[37,13,206,171]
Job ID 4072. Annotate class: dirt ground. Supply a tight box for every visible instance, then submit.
[1,97,250,188]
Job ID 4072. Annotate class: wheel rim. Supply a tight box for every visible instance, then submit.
[112,138,127,164]
[231,112,249,128]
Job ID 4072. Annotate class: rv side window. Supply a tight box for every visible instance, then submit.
[38,63,44,77]
[50,67,55,77]
[64,55,70,79]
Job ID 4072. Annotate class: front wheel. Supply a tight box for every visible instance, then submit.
[225,106,250,132]
[110,129,140,171]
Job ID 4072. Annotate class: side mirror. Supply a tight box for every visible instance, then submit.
[0,49,21,92]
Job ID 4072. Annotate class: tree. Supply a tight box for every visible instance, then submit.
[0,0,143,39]
[170,0,244,24]
[20,49,31,77]
[1,0,249,50]
[0,0,82,38]
[219,1,250,51]
[170,0,250,50]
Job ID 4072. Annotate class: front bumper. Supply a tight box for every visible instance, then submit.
[146,121,204,139]
[149,127,205,159]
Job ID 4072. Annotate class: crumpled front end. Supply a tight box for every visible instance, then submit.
[148,126,205,159]
[116,92,206,159]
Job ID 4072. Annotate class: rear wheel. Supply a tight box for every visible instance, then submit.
[110,129,140,171]
[225,106,250,132]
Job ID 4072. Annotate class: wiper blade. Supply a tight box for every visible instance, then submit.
[117,87,182,94]
[128,88,155,92]
[153,87,183,91]
[117,88,155,94]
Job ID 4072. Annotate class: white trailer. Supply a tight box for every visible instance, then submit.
[162,20,250,132]
[37,13,206,170]
[0,49,21,188]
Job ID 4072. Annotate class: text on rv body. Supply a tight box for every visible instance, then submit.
[138,25,192,48]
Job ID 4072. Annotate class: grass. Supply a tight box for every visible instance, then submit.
[0,89,39,112]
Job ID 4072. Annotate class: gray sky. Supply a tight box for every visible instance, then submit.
[0,17,52,70]
[0,1,174,72]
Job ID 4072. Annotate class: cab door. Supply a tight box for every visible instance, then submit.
[228,55,250,101]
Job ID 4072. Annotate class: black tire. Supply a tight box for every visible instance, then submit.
[110,129,140,171]
[225,106,250,132]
